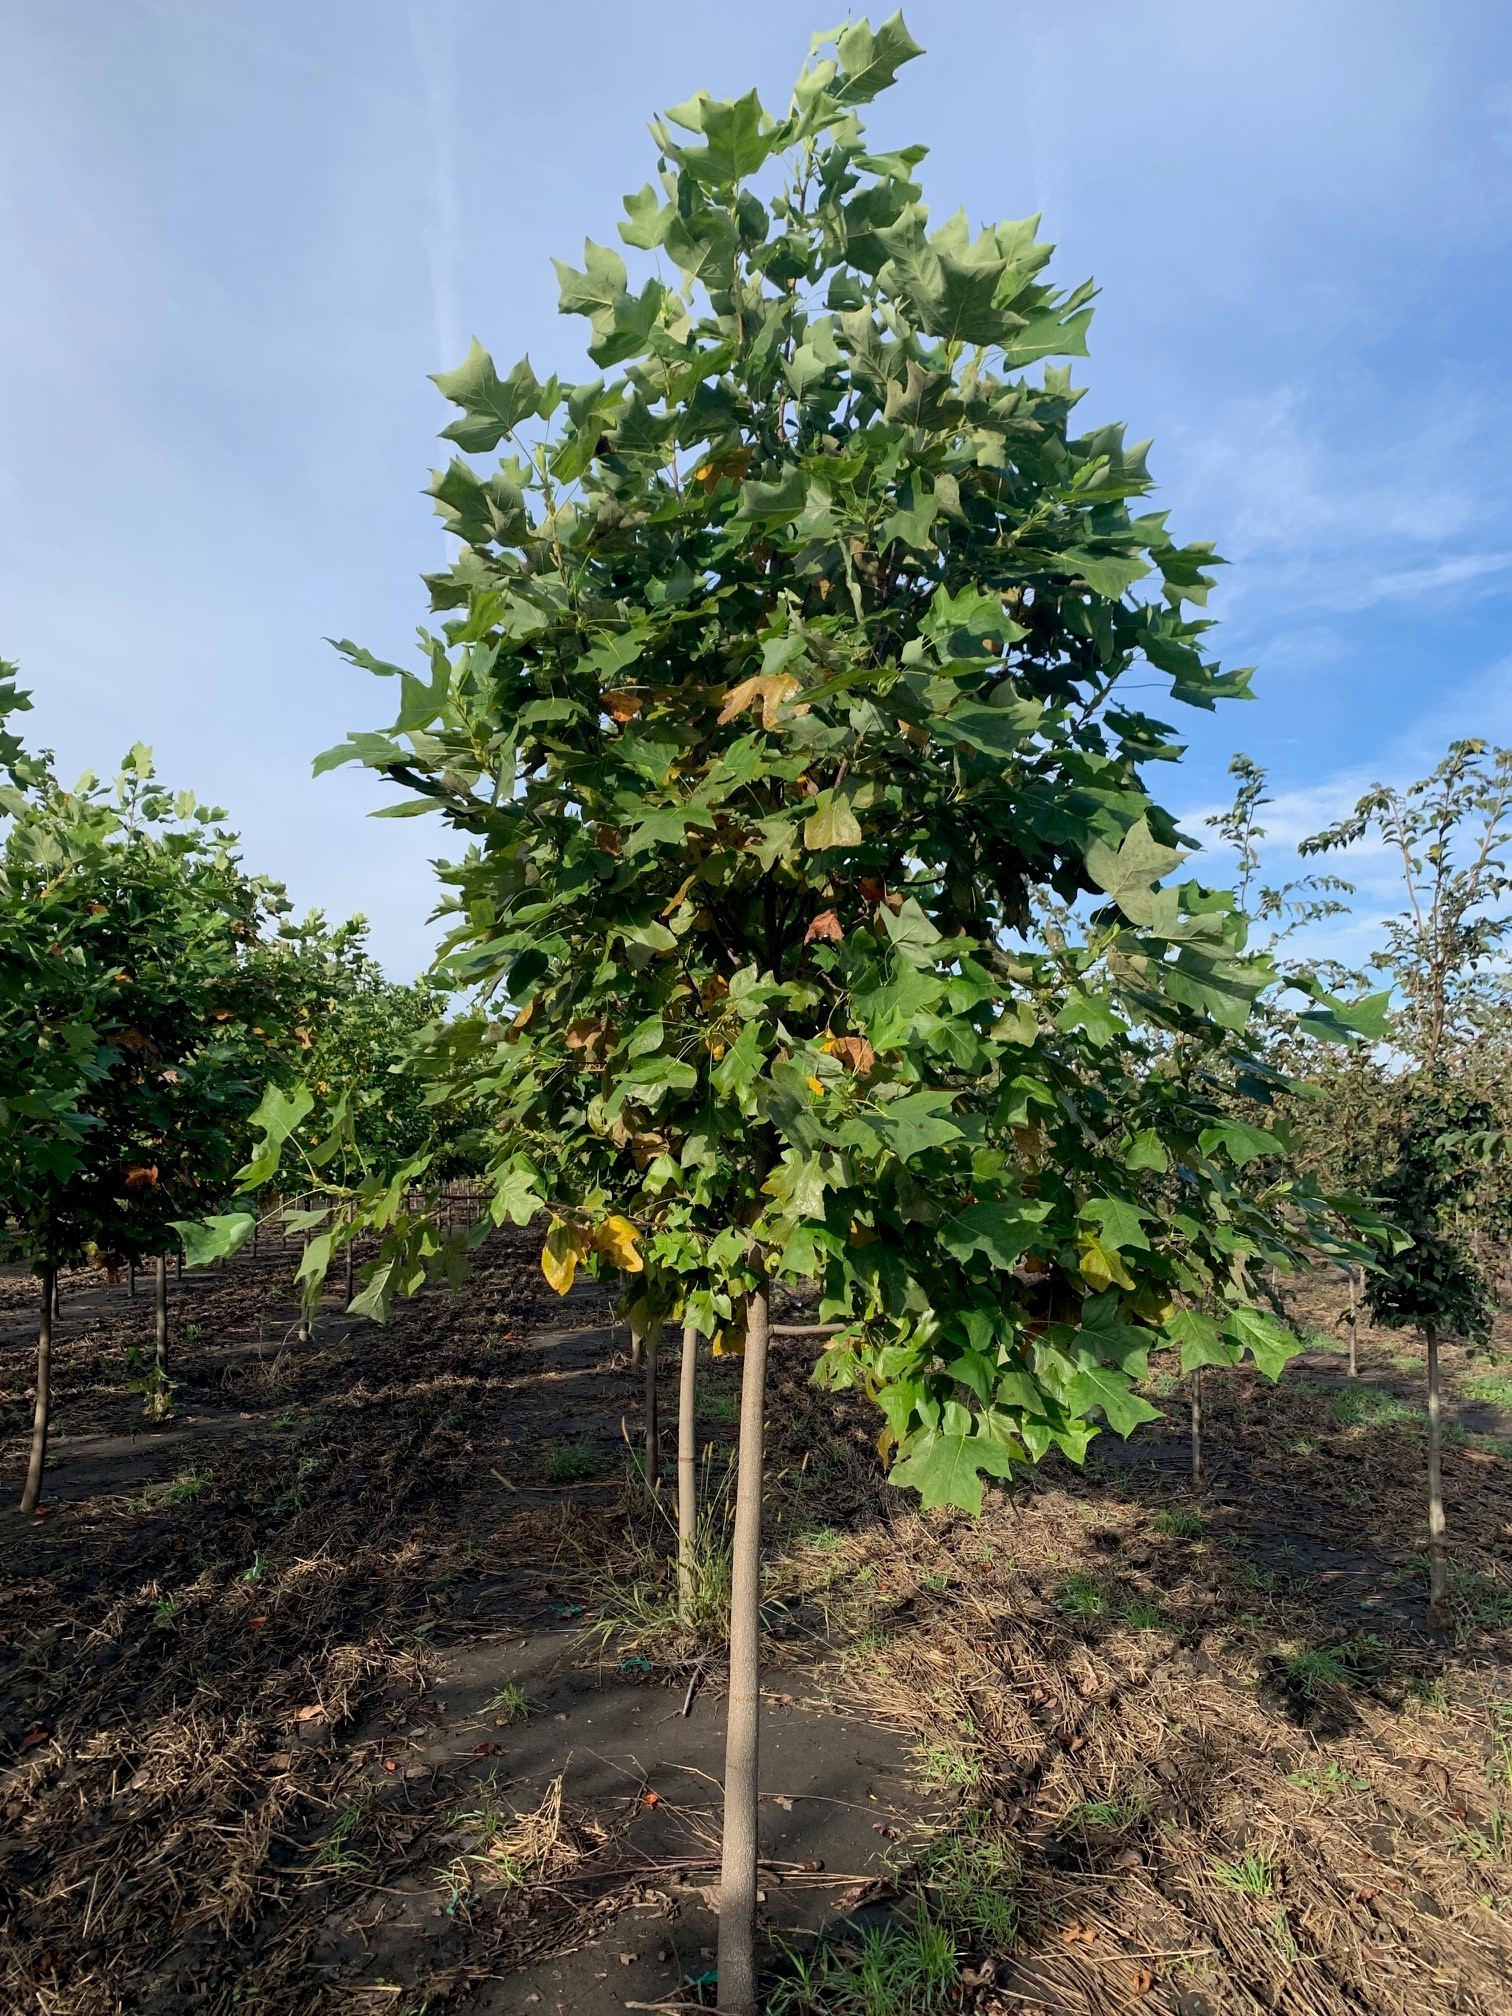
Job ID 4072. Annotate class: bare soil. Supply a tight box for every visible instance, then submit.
[2,1244,1510,2015]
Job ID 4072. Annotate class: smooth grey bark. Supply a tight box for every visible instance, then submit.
[1425,1325,1451,1631]
[20,1267,55,1515]
[1347,1266,1360,1378]
[644,1329,661,1493]
[716,1279,769,2016]
[677,1318,699,1620]
[1190,1367,1204,1487]
[154,1253,169,1405]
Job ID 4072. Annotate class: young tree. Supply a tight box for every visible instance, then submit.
[227,19,1381,2002]
[0,702,297,1502]
[1303,740,1512,1626]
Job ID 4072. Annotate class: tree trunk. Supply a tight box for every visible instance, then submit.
[716,1278,769,2016]
[20,1267,55,1515]
[52,1271,61,1322]
[1347,1266,1360,1378]
[1425,1324,1451,1631]
[129,1260,136,1298]
[297,1236,311,1344]
[628,1286,643,1373]
[153,1253,169,1411]
[1189,1368,1204,1487]
[644,1329,661,1493]
[344,1213,355,1309]
[678,1317,699,1622]
[175,1250,182,1282]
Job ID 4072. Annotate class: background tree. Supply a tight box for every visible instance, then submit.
[0,699,301,1503]
[1301,739,1512,1627]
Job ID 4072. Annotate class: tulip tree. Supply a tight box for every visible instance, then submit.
[255,17,1382,2006]
[0,695,300,1503]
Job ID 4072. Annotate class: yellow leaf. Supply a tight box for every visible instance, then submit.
[806,1074,825,1096]
[592,1215,643,1273]
[1077,1233,1134,1292]
[541,1220,582,1295]
[712,1311,746,1358]
[716,671,803,729]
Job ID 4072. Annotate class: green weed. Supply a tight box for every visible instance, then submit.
[1054,1571,1108,1620]
[1121,1596,1164,1631]
[1286,1760,1368,1797]
[1329,1387,1419,1430]
[1463,1372,1512,1411]
[130,1466,209,1513]
[151,1594,179,1629]
[315,1800,372,1874]
[543,1439,598,1483]
[1488,1707,1512,1792]
[1060,1783,1149,1838]
[912,1827,1020,1947]
[767,1902,958,2016]
[915,1740,982,1791]
[1152,1507,1204,1540]
[1452,1808,1511,1865]
[1212,1847,1277,1897]
[484,1682,535,1726]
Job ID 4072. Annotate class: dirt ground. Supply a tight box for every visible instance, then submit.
[2,1240,1510,2015]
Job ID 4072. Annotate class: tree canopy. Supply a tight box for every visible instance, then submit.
[234,14,1383,1510]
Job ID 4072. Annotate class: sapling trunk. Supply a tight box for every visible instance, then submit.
[1425,1324,1451,1632]
[344,1212,355,1309]
[1347,1266,1360,1378]
[1189,1367,1204,1487]
[677,1317,699,1621]
[129,1260,136,1299]
[644,1328,661,1493]
[297,1236,311,1344]
[628,1285,643,1373]
[153,1253,169,1412]
[716,1278,769,2016]
[20,1266,56,1515]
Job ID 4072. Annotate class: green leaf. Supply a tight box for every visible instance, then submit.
[735,465,810,525]
[1054,991,1123,1048]
[1124,1129,1169,1173]
[1223,1305,1301,1381]
[939,1198,1049,1268]
[1198,1120,1280,1168]
[831,13,926,108]
[878,897,942,963]
[1084,817,1188,926]
[1056,547,1150,600]
[1080,1197,1150,1251]
[867,1089,962,1160]
[803,793,863,850]
[490,1166,544,1227]
[172,1212,255,1269]
[430,341,542,453]
[933,698,1041,760]
[1165,1308,1237,1374]
[1064,1363,1161,1438]
[887,1425,1016,1514]
[553,239,629,319]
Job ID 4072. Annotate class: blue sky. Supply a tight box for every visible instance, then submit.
[3,1,1510,979]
